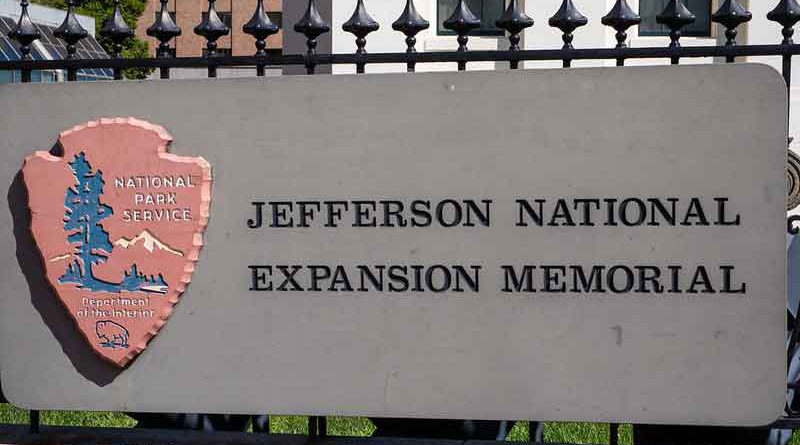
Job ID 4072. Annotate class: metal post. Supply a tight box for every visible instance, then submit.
[609,423,619,445]
[29,410,39,434]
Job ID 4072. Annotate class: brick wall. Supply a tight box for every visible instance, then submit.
[135,0,283,58]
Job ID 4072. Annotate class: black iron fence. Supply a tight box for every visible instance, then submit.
[0,0,799,84]
[2,0,800,443]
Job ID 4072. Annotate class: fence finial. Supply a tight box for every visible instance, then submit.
[101,0,133,59]
[768,0,800,45]
[53,0,88,81]
[243,0,279,57]
[147,0,181,58]
[195,0,230,59]
[9,0,40,62]
[343,0,379,73]
[602,0,640,49]
[549,0,587,67]
[294,0,330,75]
[443,0,480,71]
[656,0,695,64]
[54,0,88,59]
[548,0,588,51]
[496,0,534,62]
[712,0,751,63]
[392,0,429,72]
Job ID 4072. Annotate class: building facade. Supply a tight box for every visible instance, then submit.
[135,0,283,58]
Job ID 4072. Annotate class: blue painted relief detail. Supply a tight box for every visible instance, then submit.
[58,153,168,295]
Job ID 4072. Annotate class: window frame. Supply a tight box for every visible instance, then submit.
[637,0,715,38]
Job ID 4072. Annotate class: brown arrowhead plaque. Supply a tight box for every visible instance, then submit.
[22,118,212,367]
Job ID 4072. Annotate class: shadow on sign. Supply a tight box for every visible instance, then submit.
[8,147,122,387]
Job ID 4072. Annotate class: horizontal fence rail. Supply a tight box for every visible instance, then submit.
[1,45,800,70]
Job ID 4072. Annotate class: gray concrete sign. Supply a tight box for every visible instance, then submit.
[0,64,788,425]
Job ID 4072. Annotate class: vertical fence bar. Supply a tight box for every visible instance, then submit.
[443,0,479,71]
[496,0,533,70]
[549,0,588,68]
[308,416,318,436]
[393,0,429,73]
[602,0,640,67]
[768,0,800,91]
[28,410,39,434]
[295,0,330,75]
[244,0,279,77]
[712,0,752,64]
[101,0,134,81]
[343,0,379,74]
[609,423,619,445]
[9,0,40,84]
[147,0,181,80]
[252,415,270,434]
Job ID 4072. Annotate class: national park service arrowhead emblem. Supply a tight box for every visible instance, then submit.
[22,118,212,367]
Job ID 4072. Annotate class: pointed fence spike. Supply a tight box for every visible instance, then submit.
[496,0,534,67]
[392,0,429,72]
[53,0,88,81]
[601,0,639,66]
[601,0,640,49]
[656,0,695,64]
[243,0,279,57]
[443,0,480,71]
[147,0,181,78]
[147,0,181,57]
[712,0,751,62]
[768,0,800,89]
[548,0,588,66]
[9,0,40,63]
[195,0,230,57]
[768,0,800,44]
[342,0,379,73]
[294,0,330,75]
[101,0,133,79]
[194,0,230,77]
[54,0,88,59]
[656,0,695,47]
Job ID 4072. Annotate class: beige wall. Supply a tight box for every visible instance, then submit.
[135,0,282,57]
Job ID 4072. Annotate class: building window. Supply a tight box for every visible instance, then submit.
[202,47,232,57]
[437,0,504,37]
[201,11,232,29]
[267,12,282,28]
[639,0,712,37]
[155,47,177,58]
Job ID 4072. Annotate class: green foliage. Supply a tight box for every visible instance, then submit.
[30,0,151,79]
[0,407,795,445]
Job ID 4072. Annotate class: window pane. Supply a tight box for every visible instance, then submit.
[639,0,712,37]
[267,12,282,28]
[437,0,504,36]
[480,0,504,33]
